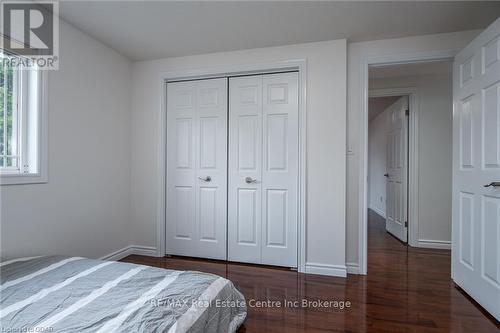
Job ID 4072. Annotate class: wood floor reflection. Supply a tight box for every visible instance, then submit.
[121,210,499,332]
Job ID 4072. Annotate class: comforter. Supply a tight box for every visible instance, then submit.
[0,256,246,333]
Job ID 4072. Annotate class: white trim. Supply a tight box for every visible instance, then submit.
[157,59,308,273]
[417,239,451,250]
[156,73,167,259]
[346,262,360,275]
[100,245,158,262]
[358,49,458,275]
[369,87,419,248]
[305,262,347,277]
[368,205,386,219]
[0,70,48,185]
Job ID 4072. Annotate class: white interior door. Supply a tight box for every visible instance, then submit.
[166,78,228,260]
[228,72,298,267]
[228,75,263,264]
[261,73,298,266]
[452,18,500,321]
[385,97,408,243]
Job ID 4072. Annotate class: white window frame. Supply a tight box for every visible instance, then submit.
[0,56,48,185]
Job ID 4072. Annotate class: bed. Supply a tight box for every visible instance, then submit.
[0,255,247,333]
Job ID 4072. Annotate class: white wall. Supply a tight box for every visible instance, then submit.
[346,30,479,269]
[0,20,132,260]
[370,73,453,247]
[368,107,390,218]
[130,40,347,275]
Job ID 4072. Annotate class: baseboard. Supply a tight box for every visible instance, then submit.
[100,245,158,261]
[369,205,386,219]
[346,262,360,275]
[417,239,451,250]
[102,248,349,277]
[305,262,347,277]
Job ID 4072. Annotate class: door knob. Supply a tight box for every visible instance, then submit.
[384,173,389,178]
[245,177,258,184]
[484,181,500,187]
[198,176,211,182]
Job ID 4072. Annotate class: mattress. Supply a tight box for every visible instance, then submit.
[0,255,246,332]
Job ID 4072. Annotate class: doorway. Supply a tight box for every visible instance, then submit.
[366,60,454,266]
[357,19,500,320]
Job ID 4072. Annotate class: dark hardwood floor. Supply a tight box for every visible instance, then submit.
[121,210,499,332]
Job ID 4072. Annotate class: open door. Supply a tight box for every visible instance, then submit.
[452,18,500,321]
[385,97,408,243]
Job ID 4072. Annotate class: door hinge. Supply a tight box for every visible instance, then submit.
[405,221,408,228]
[405,109,409,116]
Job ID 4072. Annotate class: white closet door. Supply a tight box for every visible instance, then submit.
[228,75,263,264]
[166,78,227,260]
[261,73,298,267]
[228,73,298,267]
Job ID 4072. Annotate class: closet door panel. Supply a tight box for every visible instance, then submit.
[166,78,227,260]
[228,76,262,264]
[166,81,198,256]
[195,78,228,259]
[261,73,298,267]
[237,188,258,244]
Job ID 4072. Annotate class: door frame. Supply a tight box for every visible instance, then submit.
[156,60,308,272]
[359,50,457,275]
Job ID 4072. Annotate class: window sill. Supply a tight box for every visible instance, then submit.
[0,173,48,185]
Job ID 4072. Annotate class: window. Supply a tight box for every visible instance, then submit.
[0,51,47,185]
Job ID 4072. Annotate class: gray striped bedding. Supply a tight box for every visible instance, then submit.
[0,256,246,333]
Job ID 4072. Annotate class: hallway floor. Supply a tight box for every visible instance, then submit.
[122,210,499,332]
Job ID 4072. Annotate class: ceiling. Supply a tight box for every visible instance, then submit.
[58,1,500,61]
[369,96,401,122]
[370,60,453,79]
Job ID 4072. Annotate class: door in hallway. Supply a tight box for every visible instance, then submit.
[385,97,408,243]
